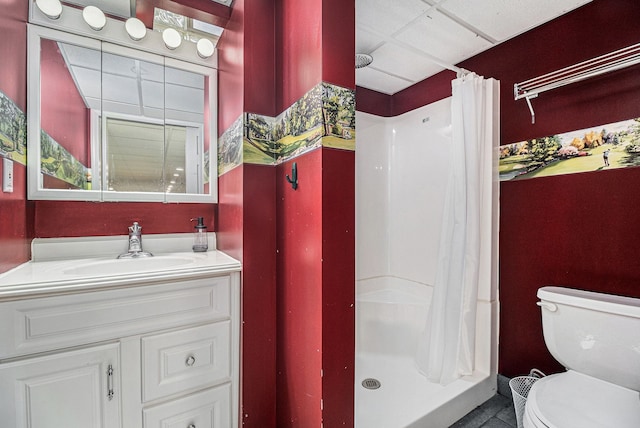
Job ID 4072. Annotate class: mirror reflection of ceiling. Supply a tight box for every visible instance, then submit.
[57,42,205,124]
[356,0,593,94]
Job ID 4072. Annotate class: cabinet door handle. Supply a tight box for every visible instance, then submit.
[107,364,114,401]
[185,355,196,366]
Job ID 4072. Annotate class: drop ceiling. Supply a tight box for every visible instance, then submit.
[356,0,593,95]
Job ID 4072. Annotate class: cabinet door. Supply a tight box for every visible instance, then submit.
[0,343,121,428]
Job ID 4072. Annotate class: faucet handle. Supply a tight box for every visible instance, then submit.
[129,222,142,234]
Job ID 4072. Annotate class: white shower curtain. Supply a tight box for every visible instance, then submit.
[416,73,498,385]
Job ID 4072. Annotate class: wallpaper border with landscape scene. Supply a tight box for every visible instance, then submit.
[218,82,355,176]
[500,117,640,181]
[0,91,26,166]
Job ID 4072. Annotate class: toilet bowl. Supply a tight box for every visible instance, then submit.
[524,286,640,428]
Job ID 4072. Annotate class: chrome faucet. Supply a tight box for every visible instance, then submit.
[118,222,153,258]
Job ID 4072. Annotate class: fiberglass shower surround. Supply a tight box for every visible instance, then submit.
[355,74,499,427]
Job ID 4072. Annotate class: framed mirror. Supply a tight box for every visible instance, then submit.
[27,25,217,202]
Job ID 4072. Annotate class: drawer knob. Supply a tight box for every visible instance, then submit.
[185,355,196,366]
[188,425,196,428]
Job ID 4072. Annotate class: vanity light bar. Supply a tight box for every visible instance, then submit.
[35,0,62,19]
[30,0,217,68]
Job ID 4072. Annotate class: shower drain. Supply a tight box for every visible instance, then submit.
[361,378,381,390]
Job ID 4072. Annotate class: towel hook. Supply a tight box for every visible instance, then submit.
[286,162,298,190]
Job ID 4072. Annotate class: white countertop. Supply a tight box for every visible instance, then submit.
[0,234,241,301]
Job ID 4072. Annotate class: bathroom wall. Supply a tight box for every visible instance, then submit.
[357,0,640,377]
[0,0,31,274]
[216,0,279,426]
[274,1,355,426]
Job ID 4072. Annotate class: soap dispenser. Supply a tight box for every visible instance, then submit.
[191,217,208,252]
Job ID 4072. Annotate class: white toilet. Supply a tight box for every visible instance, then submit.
[523,286,640,428]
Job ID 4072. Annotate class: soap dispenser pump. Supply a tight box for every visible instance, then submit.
[191,217,208,252]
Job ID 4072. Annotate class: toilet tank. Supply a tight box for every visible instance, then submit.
[537,286,640,392]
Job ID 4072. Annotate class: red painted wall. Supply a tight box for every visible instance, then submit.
[274,0,355,425]
[0,0,31,274]
[40,39,90,166]
[322,0,355,90]
[275,0,323,112]
[275,148,355,427]
[321,148,355,427]
[500,167,640,376]
[34,201,214,237]
[244,0,276,116]
[356,0,640,378]
[0,162,32,273]
[241,164,277,427]
[217,0,244,134]
[30,202,215,238]
[216,0,279,425]
[217,165,243,263]
[276,150,324,426]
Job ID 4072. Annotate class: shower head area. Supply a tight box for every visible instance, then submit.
[355,53,373,69]
[355,0,592,95]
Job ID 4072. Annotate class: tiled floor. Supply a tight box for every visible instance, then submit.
[449,394,518,428]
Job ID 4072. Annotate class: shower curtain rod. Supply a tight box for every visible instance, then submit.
[514,40,640,124]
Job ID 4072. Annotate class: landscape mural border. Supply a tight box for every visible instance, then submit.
[218,82,355,176]
[0,90,27,166]
[500,117,640,181]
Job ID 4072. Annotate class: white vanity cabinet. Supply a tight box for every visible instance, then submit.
[0,255,240,428]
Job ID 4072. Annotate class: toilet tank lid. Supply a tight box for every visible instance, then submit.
[538,286,640,318]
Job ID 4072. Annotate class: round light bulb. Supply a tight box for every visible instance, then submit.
[162,28,182,50]
[125,17,146,41]
[196,38,215,59]
[35,0,63,19]
[82,6,106,31]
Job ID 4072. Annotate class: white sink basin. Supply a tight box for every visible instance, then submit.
[62,255,197,276]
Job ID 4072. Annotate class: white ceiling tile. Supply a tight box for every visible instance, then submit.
[356,27,385,54]
[440,0,592,41]
[356,0,433,36]
[356,66,415,95]
[369,43,445,82]
[395,9,492,66]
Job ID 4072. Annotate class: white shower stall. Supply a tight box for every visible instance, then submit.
[355,85,500,427]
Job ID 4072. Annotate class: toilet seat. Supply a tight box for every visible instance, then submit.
[524,370,640,428]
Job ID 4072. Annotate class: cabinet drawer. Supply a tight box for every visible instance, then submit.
[0,276,230,359]
[143,383,231,428]
[142,322,230,402]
